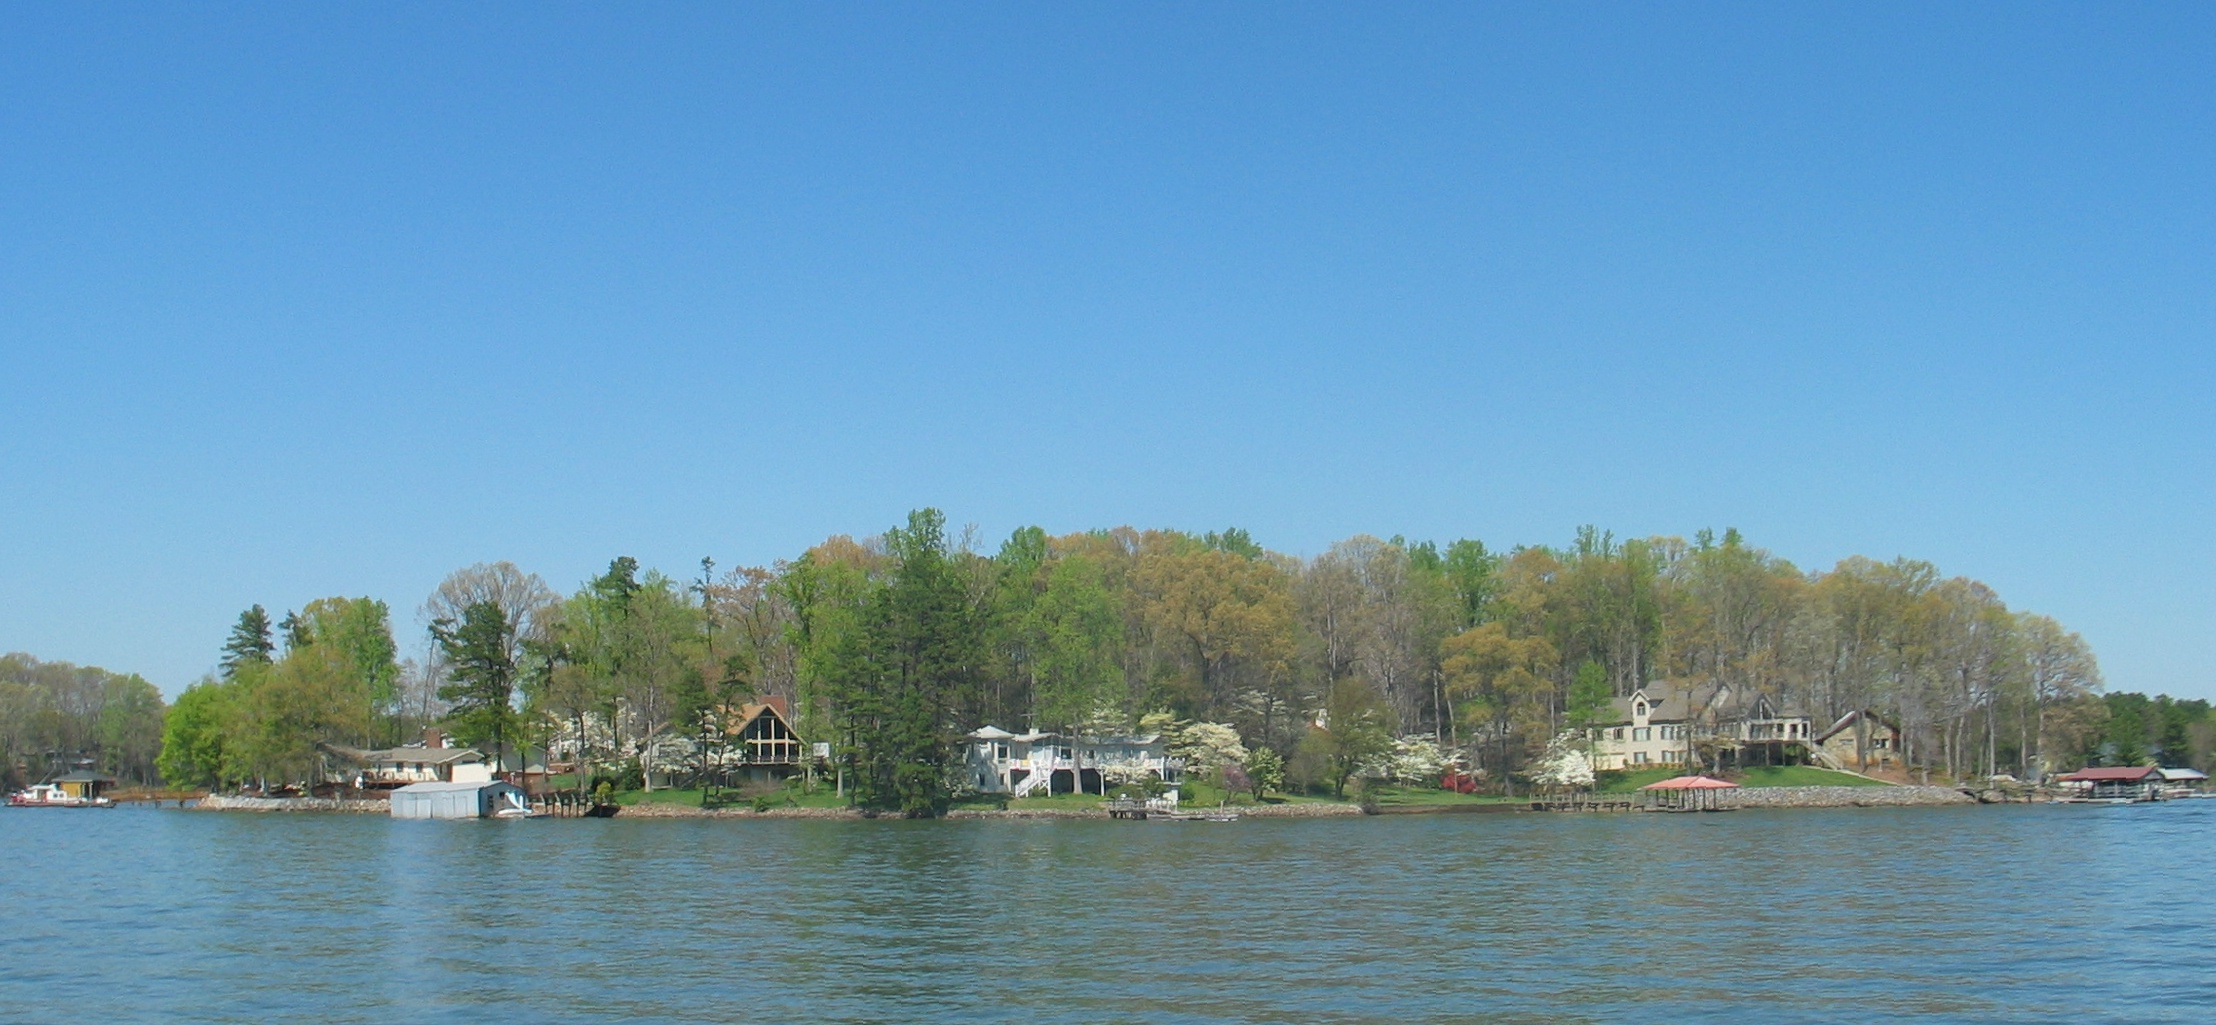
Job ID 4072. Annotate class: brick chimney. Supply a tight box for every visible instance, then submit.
[423,727,446,749]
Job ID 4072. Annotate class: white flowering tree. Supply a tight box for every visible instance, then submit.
[1530,731,1595,791]
[1140,711,1249,782]
[1386,735,1450,783]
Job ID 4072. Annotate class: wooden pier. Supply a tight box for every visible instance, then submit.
[1105,798,1151,819]
[1532,795,1643,812]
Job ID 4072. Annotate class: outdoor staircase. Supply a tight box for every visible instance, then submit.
[1014,765,1055,798]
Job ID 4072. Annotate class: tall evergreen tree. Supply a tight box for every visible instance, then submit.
[220,605,275,679]
[279,610,314,654]
[835,509,982,816]
[432,600,519,773]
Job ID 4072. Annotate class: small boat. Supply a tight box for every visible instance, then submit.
[6,783,116,808]
[492,791,544,819]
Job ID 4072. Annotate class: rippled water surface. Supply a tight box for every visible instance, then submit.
[3,802,2211,1023]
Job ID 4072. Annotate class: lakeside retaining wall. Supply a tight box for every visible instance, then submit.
[1725,785,1972,809]
[196,794,388,813]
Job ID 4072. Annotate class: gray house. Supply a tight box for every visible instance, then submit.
[389,780,530,819]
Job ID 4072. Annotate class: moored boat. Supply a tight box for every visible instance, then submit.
[6,782,116,808]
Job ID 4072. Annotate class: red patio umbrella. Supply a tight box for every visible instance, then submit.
[1638,775,1740,790]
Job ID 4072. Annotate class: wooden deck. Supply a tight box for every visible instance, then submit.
[1532,795,1644,813]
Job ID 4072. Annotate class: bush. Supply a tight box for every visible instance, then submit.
[1352,777,1382,815]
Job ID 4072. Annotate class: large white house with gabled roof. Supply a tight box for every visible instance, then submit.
[963,726,1181,796]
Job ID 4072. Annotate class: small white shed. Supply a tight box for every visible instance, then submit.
[389,780,529,820]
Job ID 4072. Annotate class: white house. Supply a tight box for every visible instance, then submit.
[325,729,487,786]
[964,726,1182,797]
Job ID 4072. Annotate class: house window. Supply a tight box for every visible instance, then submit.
[1633,752,1650,765]
[1611,728,1624,741]
[1635,703,1647,718]
[994,743,1008,761]
[1633,727,1651,742]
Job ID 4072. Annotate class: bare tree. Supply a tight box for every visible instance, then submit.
[421,561,558,664]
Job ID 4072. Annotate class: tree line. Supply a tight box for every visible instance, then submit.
[94,510,2216,805]
[0,653,165,791]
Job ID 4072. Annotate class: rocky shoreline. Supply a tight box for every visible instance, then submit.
[1724,785,1974,809]
[194,794,388,813]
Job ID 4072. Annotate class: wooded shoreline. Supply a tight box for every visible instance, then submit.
[187,783,1976,818]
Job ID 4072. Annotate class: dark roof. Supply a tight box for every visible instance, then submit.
[2058,766,2163,782]
[1603,681,1806,726]
[357,745,483,766]
[1814,709,1902,744]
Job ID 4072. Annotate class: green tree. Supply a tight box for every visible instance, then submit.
[1441,539,1502,629]
[1244,745,1284,798]
[1303,682,1394,798]
[832,509,981,816]
[1026,555,1126,731]
[302,597,403,743]
[279,610,313,655]
[220,606,275,678]
[157,678,236,788]
[1566,659,1612,734]
[97,674,167,782]
[433,600,520,772]
[240,644,372,784]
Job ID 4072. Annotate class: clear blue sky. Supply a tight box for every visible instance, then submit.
[2,6,2210,699]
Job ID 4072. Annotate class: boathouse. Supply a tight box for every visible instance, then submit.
[2160,766,2209,796]
[389,779,529,819]
[53,770,116,801]
[2057,766,2167,801]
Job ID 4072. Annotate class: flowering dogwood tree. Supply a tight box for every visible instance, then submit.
[1386,735,1450,783]
[1530,731,1595,790]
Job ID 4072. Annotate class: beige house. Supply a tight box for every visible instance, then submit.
[1590,682,1814,772]
[1812,710,1904,772]
[1590,686,1693,770]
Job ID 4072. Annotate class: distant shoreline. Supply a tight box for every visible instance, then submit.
[189,784,1976,818]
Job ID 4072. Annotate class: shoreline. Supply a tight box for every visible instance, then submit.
[189,784,1977,818]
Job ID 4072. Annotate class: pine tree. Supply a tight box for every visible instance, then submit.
[836,509,982,816]
[432,600,519,773]
[219,605,275,679]
[279,610,314,654]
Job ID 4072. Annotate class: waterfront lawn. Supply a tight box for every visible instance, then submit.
[1733,766,1888,788]
[1363,784,1521,807]
[1183,780,1348,807]
[1598,765,1888,792]
[613,786,853,809]
[942,791,1106,811]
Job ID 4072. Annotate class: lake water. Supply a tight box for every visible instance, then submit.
[2,802,2211,1024]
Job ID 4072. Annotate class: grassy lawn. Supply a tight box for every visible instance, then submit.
[1598,765,1888,792]
[613,785,854,808]
[1362,784,1521,807]
[1733,765,1888,788]
[615,787,706,806]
